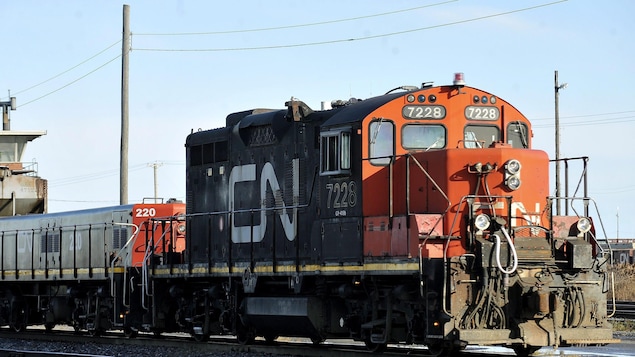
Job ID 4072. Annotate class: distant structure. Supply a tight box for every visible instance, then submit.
[0,97,47,216]
[605,239,635,264]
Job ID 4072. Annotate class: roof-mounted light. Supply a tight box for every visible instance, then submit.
[453,72,466,87]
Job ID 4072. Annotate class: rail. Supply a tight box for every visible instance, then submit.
[611,300,635,320]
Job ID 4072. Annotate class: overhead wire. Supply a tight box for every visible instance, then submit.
[532,114,635,128]
[6,40,122,100]
[134,1,458,36]
[13,2,455,107]
[49,163,146,187]
[19,54,122,108]
[132,1,567,52]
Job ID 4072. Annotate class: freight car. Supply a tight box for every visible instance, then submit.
[0,200,185,335]
[138,74,615,356]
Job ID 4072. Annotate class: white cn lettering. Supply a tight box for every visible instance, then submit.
[229,159,299,243]
[510,202,541,227]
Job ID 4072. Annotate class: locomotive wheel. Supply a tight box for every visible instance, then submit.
[124,326,139,338]
[512,345,541,357]
[236,322,255,345]
[427,341,463,357]
[10,306,27,332]
[364,337,387,353]
[192,331,209,342]
[88,327,102,337]
[263,334,278,344]
[310,336,324,346]
[44,322,56,332]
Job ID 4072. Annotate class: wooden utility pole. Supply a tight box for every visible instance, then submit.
[120,4,130,205]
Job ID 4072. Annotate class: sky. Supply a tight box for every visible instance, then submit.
[0,1,633,238]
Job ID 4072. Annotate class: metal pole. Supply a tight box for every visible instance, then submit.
[120,4,130,205]
[554,70,560,216]
[149,162,163,203]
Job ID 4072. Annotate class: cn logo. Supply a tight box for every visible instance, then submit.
[229,159,299,243]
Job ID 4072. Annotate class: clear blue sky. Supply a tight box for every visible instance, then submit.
[1,1,633,238]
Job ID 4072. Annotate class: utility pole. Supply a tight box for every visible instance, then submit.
[120,4,130,205]
[616,206,620,239]
[0,95,16,131]
[554,70,567,216]
[148,162,163,203]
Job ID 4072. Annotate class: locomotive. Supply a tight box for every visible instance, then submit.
[0,74,617,356]
[0,200,185,335]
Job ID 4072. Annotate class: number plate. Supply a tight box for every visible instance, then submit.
[402,105,446,119]
[465,106,500,120]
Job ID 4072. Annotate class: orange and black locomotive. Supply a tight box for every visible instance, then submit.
[0,74,616,356]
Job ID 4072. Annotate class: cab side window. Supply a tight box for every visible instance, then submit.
[320,128,351,175]
[369,119,394,165]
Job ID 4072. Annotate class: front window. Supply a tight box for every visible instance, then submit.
[402,124,446,150]
[320,129,351,175]
[369,119,394,165]
[507,121,529,148]
[464,125,500,148]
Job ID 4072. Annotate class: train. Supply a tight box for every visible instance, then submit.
[0,74,617,356]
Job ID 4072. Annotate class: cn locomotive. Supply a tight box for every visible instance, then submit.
[0,200,185,335]
[0,74,617,356]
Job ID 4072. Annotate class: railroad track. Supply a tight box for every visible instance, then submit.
[610,300,635,319]
[0,328,511,357]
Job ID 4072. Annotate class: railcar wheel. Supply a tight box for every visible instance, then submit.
[512,345,541,357]
[44,322,55,332]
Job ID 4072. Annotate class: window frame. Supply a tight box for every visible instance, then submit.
[401,124,447,150]
[369,118,395,166]
[463,124,501,149]
[319,128,352,176]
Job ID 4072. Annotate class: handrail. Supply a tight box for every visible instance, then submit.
[109,222,139,309]
[141,221,171,310]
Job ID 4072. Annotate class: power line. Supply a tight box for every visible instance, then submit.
[19,54,122,108]
[533,115,635,128]
[133,1,567,52]
[531,110,635,121]
[49,163,146,187]
[48,161,184,187]
[5,40,121,100]
[133,1,457,36]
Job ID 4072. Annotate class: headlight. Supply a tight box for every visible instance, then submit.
[177,224,186,234]
[474,214,491,231]
[505,159,521,174]
[506,175,521,190]
[504,159,521,191]
[577,217,592,233]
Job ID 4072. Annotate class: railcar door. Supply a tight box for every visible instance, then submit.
[317,126,363,263]
[111,210,132,266]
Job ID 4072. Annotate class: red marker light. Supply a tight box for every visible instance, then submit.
[453,72,466,86]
